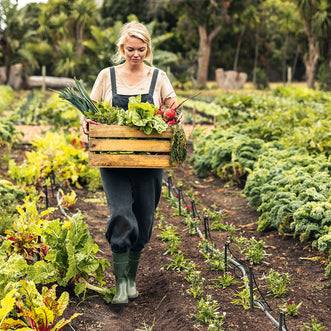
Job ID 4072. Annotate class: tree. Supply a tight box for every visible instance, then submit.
[169,0,229,88]
[0,0,20,80]
[101,0,149,26]
[262,0,300,83]
[71,0,98,58]
[312,0,331,90]
[294,0,323,88]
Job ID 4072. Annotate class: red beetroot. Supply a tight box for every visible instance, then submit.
[158,93,200,124]
[163,108,176,120]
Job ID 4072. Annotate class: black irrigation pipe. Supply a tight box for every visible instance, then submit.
[164,175,287,331]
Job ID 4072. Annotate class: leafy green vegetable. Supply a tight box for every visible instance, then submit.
[58,78,99,115]
[127,95,168,134]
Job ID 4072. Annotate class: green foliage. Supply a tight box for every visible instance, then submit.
[185,270,204,299]
[192,295,224,326]
[212,271,238,289]
[265,268,291,297]
[231,279,260,310]
[234,236,268,264]
[190,127,264,183]
[279,298,302,316]
[43,213,110,291]
[164,250,196,273]
[8,131,101,191]
[0,86,15,114]
[303,316,325,330]
[254,68,269,90]
[190,86,331,277]
[1,279,81,330]
[0,195,111,303]
[0,120,21,145]
[0,177,25,215]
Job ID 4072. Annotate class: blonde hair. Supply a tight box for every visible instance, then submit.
[112,21,153,64]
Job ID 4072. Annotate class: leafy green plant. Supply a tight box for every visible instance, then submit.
[279,298,302,316]
[185,270,204,299]
[157,223,182,255]
[303,316,325,330]
[192,295,225,327]
[165,250,196,273]
[212,271,238,289]
[265,269,290,297]
[182,215,200,235]
[0,85,15,114]
[206,253,225,271]
[43,213,112,302]
[0,178,26,218]
[234,236,268,264]
[8,131,101,191]
[231,279,260,310]
[58,189,77,209]
[2,194,55,263]
[1,279,80,330]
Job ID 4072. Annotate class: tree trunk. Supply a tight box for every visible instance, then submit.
[1,32,10,83]
[253,31,259,87]
[196,25,221,88]
[282,35,289,84]
[292,44,300,81]
[302,20,319,89]
[233,28,245,72]
[326,32,331,91]
[75,23,84,59]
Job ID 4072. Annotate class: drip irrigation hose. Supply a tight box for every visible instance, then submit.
[164,175,287,331]
[56,188,69,218]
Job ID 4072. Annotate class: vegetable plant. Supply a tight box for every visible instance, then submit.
[265,269,291,297]
[234,236,268,264]
[212,271,238,289]
[303,316,325,330]
[1,279,80,330]
[192,295,224,325]
[279,298,302,316]
[231,279,260,310]
[185,270,204,299]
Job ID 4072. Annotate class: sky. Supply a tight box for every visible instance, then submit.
[17,0,48,9]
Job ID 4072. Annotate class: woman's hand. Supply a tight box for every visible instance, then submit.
[81,116,100,135]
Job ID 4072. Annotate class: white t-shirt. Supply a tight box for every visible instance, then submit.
[90,65,176,108]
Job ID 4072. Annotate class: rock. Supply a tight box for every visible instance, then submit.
[215,69,247,90]
[0,66,7,84]
[7,63,24,90]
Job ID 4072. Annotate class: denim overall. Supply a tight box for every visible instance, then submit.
[100,67,163,254]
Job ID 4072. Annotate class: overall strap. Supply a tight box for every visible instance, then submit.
[148,69,159,97]
[110,67,117,96]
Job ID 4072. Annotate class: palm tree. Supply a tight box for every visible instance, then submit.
[71,0,98,59]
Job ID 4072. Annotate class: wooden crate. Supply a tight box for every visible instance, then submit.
[88,124,176,168]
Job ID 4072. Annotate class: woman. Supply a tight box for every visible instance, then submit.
[82,21,178,305]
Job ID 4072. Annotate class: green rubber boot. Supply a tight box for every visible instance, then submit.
[112,252,129,305]
[127,251,141,300]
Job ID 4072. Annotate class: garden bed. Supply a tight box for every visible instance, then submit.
[2,128,330,331]
[38,148,330,331]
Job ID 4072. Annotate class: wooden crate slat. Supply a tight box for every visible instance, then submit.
[88,124,177,168]
[89,125,173,138]
[89,152,174,168]
[89,138,171,152]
